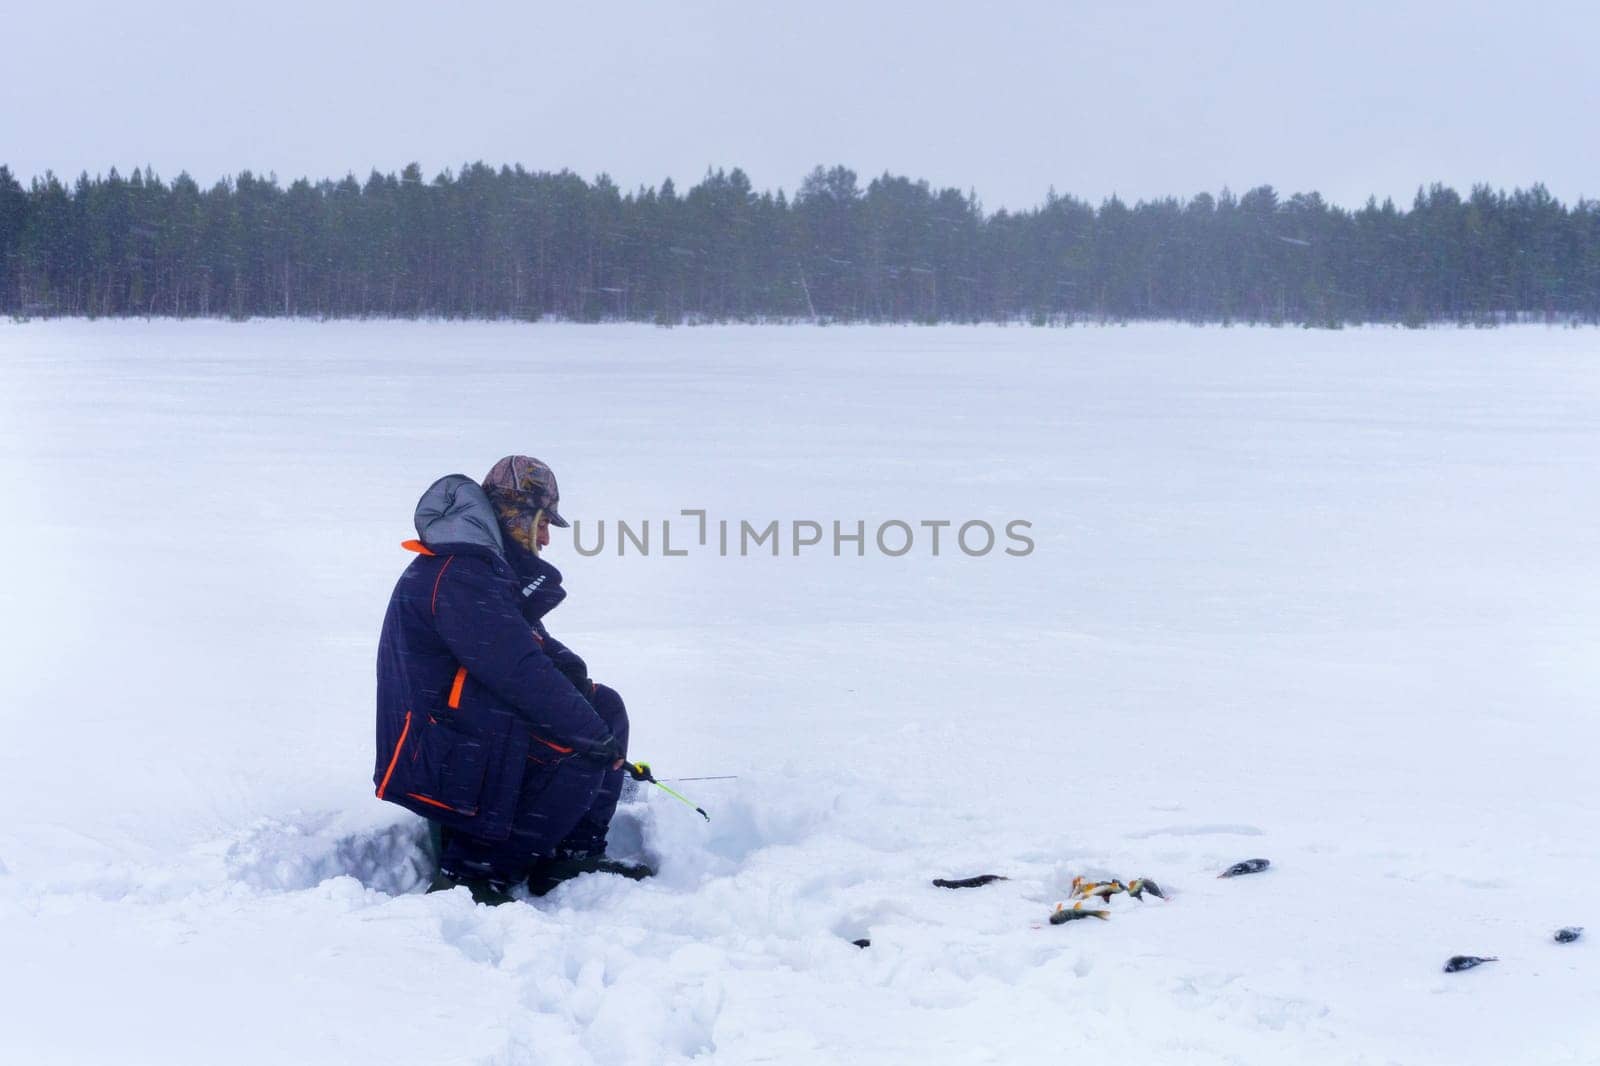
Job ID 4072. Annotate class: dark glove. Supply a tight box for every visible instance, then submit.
[558,662,592,698]
[542,635,591,693]
[576,733,623,766]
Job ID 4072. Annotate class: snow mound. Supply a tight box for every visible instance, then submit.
[226,812,435,895]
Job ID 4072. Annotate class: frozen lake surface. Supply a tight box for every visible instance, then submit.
[1,320,1597,1064]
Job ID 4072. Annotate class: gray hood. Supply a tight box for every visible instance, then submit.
[414,474,507,559]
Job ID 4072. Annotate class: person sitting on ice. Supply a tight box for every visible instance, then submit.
[374,455,650,904]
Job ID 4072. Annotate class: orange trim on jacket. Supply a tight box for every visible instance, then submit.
[375,711,413,799]
[535,736,575,755]
[430,556,455,614]
[401,539,436,556]
[448,667,467,710]
[405,792,460,813]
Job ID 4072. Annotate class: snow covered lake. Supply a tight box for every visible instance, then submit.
[2,320,1597,1065]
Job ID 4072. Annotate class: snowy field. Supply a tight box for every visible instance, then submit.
[2,320,1598,1065]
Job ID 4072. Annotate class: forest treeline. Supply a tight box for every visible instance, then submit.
[1,162,1596,325]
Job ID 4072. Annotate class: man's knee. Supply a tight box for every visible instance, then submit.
[511,755,608,849]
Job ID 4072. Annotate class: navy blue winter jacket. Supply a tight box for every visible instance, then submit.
[374,475,612,841]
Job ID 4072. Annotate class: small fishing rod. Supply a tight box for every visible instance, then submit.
[623,761,711,821]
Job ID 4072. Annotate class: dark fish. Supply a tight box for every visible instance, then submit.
[1218,859,1271,879]
[1443,955,1497,973]
[1069,876,1114,901]
[1075,877,1126,902]
[932,874,1009,890]
[1555,927,1583,944]
[1050,905,1110,924]
[1129,878,1167,901]
[851,938,871,949]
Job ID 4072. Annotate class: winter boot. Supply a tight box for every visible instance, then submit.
[525,852,655,897]
[426,870,519,906]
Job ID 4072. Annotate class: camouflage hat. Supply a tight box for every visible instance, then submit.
[482,455,569,528]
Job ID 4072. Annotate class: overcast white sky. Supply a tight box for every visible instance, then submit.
[4,0,1595,211]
